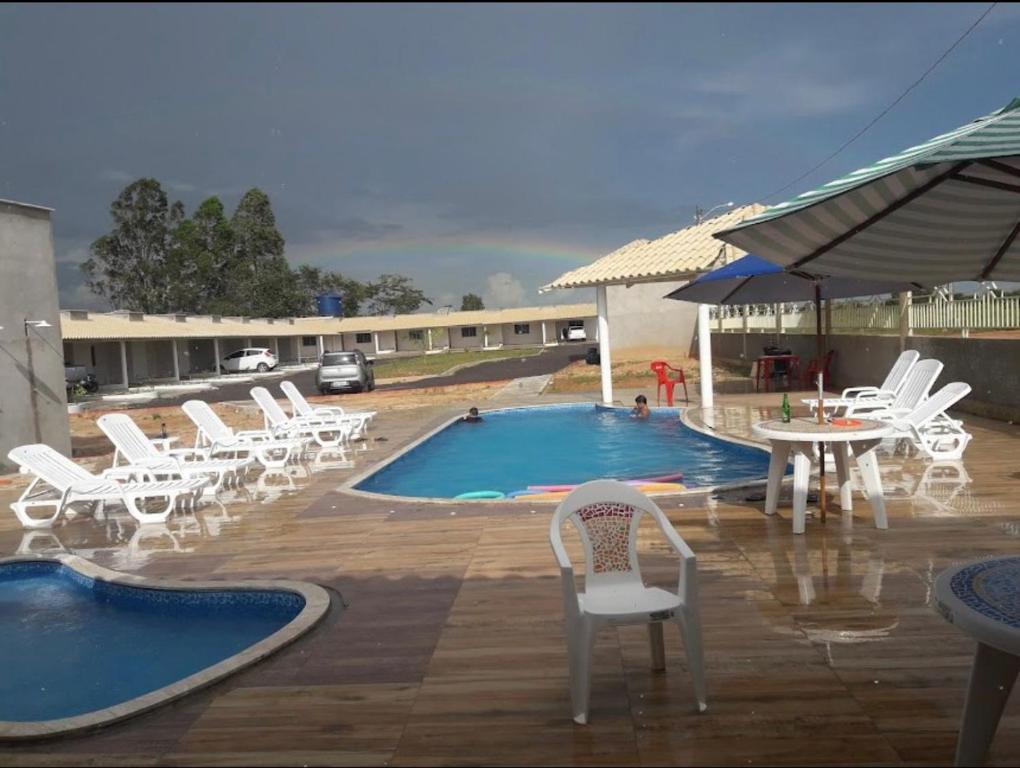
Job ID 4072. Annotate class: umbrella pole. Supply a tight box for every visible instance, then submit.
[815,283,827,524]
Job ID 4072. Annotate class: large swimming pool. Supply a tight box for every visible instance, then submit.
[0,559,324,731]
[354,403,773,499]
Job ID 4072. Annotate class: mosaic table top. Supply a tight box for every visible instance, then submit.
[935,556,1020,655]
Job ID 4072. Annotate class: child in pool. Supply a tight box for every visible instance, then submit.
[463,406,483,423]
[632,395,650,419]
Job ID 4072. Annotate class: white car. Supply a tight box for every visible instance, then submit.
[220,347,277,374]
[566,322,587,341]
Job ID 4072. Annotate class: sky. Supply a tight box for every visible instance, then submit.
[3,3,1020,312]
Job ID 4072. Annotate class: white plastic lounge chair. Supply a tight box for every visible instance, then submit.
[97,413,254,493]
[889,382,973,460]
[250,386,349,449]
[280,380,375,440]
[804,350,920,414]
[842,358,944,420]
[549,480,706,724]
[7,444,208,529]
[182,399,308,469]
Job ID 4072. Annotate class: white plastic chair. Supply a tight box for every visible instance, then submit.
[7,444,208,528]
[182,399,308,468]
[97,413,254,493]
[804,350,920,414]
[280,380,375,440]
[843,358,943,420]
[251,386,349,449]
[890,382,973,460]
[549,480,706,724]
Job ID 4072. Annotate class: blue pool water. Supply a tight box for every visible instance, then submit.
[0,561,303,722]
[355,403,774,499]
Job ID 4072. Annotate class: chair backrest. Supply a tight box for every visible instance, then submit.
[882,350,921,393]
[279,380,313,417]
[7,444,97,491]
[892,358,943,410]
[550,479,683,588]
[96,413,161,463]
[904,382,971,428]
[182,399,234,442]
[650,360,670,385]
[251,386,289,428]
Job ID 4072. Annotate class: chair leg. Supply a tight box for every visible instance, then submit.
[955,642,1020,766]
[676,609,708,712]
[649,622,666,671]
[568,617,598,725]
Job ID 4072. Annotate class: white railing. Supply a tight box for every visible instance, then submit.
[710,294,1020,335]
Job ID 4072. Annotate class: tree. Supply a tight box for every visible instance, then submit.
[228,188,302,317]
[366,273,432,315]
[460,293,484,311]
[166,196,236,313]
[81,179,184,312]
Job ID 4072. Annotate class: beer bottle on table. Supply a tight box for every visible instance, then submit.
[781,393,791,423]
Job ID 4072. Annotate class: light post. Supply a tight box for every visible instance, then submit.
[694,201,734,224]
[23,319,53,443]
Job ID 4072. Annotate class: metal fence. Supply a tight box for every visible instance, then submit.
[710,293,1020,336]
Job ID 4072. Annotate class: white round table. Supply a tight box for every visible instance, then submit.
[935,556,1020,766]
[751,417,893,534]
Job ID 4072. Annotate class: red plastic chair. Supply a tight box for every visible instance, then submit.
[650,360,688,406]
[803,350,836,389]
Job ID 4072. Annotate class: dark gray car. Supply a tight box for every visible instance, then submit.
[316,350,375,394]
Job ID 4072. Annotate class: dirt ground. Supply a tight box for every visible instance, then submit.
[546,345,746,394]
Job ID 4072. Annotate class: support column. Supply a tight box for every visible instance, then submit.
[427,328,434,351]
[213,338,221,374]
[119,340,129,390]
[171,339,181,382]
[741,307,749,359]
[698,303,714,409]
[273,337,280,359]
[541,321,548,346]
[899,291,912,352]
[775,302,783,336]
[483,326,489,349]
[373,332,380,354]
[596,285,613,405]
[246,337,252,348]
[317,335,325,358]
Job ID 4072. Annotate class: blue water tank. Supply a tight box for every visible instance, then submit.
[316,292,343,317]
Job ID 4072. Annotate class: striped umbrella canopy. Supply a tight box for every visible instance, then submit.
[714,97,1020,285]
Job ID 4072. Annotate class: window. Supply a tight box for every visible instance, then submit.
[513,323,530,335]
[355,332,372,344]
[302,336,317,347]
[568,320,585,329]
[226,350,245,360]
[461,326,477,338]
[322,353,356,366]
[408,330,424,341]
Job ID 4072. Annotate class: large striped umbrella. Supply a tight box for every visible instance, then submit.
[714,98,1020,284]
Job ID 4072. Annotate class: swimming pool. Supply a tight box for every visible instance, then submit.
[353,403,774,500]
[0,556,329,738]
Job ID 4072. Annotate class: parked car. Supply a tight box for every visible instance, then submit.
[220,347,277,374]
[64,364,99,395]
[316,350,375,394]
[567,321,587,341]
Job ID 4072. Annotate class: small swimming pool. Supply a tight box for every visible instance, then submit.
[0,557,328,737]
[354,403,774,500]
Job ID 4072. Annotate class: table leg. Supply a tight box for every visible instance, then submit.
[833,441,853,511]
[765,441,791,516]
[792,444,812,535]
[955,642,1020,766]
[852,440,887,529]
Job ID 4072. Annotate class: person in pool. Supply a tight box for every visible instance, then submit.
[463,407,483,423]
[632,395,650,419]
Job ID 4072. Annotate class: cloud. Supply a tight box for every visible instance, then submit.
[483,272,526,309]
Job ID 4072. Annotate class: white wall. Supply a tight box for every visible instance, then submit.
[341,332,375,355]
[500,321,541,346]
[606,281,699,354]
[322,334,344,352]
[449,325,483,350]
[483,325,504,348]
[375,330,397,353]
[396,329,428,353]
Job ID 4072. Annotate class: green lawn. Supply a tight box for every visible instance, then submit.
[371,347,542,379]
